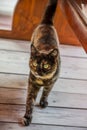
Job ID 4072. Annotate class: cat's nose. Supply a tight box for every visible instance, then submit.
[38,71,43,76]
[37,69,43,76]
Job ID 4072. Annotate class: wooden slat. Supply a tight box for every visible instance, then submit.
[60,45,87,58]
[61,56,87,80]
[54,78,87,94]
[0,38,29,52]
[1,104,87,127]
[0,38,87,57]
[1,123,86,130]
[0,73,87,94]
[1,73,87,93]
[0,123,86,130]
[0,51,87,79]
[49,91,87,108]
[1,87,87,109]
[0,51,29,74]
[0,74,28,89]
[0,50,29,63]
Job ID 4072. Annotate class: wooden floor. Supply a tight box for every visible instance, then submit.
[0,38,87,130]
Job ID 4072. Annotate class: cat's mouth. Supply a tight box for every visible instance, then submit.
[38,70,51,76]
[31,69,47,77]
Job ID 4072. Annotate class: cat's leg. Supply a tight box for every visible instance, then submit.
[40,83,54,108]
[22,79,40,126]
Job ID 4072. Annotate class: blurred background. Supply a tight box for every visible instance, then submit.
[0,0,18,30]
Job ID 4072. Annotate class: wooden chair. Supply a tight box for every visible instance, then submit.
[0,0,87,52]
[60,0,87,52]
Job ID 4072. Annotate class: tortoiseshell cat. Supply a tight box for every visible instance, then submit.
[22,0,60,126]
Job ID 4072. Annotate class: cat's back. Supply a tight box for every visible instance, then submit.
[31,24,59,53]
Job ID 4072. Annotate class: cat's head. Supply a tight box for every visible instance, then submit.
[30,45,58,76]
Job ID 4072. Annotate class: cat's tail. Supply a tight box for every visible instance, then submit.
[41,0,58,25]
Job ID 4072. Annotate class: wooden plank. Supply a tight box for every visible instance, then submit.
[0,50,29,63]
[0,123,86,130]
[0,38,29,52]
[49,91,87,109]
[0,51,29,74]
[0,73,87,94]
[60,45,87,58]
[54,78,87,94]
[1,87,87,109]
[0,74,28,89]
[1,104,87,127]
[61,56,87,80]
[0,51,87,79]
[0,38,87,58]
[0,88,26,105]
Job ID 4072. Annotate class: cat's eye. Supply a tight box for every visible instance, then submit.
[32,61,37,67]
[44,64,50,69]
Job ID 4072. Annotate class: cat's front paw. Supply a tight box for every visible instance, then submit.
[21,116,32,126]
[40,100,48,108]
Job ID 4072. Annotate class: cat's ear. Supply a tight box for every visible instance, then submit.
[31,44,38,54]
[50,49,58,57]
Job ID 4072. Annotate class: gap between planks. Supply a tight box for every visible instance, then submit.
[0,123,87,130]
[0,122,87,130]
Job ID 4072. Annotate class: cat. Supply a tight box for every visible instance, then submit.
[22,0,60,126]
